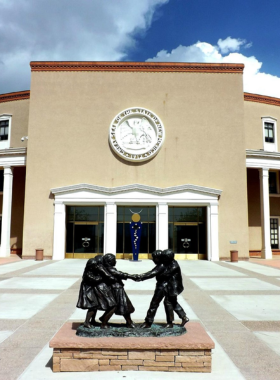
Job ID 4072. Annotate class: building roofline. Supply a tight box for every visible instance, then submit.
[30,61,244,74]
[244,92,280,107]
[0,90,30,103]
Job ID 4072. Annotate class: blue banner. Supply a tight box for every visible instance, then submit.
[130,222,142,261]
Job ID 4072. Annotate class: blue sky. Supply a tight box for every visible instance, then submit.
[0,0,279,96]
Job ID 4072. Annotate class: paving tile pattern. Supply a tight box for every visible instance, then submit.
[0,258,280,379]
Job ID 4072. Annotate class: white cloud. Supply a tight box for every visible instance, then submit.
[146,37,280,98]
[217,37,245,54]
[0,0,168,93]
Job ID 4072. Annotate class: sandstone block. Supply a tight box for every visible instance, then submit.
[179,350,204,356]
[99,365,121,371]
[60,359,99,372]
[102,349,127,356]
[53,357,60,364]
[176,356,198,363]
[156,355,175,362]
[73,353,94,359]
[139,366,169,371]
[53,363,60,372]
[121,366,139,371]
[129,351,155,360]
[98,359,109,366]
[118,356,128,360]
[161,350,178,355]
[81,349,102,354]
[181,366,210,372]
[181,361,204,367]
[144,360,174,367]
[111,359,143,366]
[196,356,211,362]
[55,352,73,358]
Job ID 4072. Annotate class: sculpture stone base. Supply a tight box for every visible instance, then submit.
[50,322,214,373]
[76,322,186,338]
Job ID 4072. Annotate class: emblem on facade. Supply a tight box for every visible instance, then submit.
[109,107,165,162]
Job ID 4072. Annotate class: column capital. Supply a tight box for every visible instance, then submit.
[259,167,269,178]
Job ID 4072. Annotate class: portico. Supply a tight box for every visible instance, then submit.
[0,148,26,257]
[51,183,222,261]
[246,149,280,259]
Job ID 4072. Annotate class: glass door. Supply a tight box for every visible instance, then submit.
[66,206,104,258]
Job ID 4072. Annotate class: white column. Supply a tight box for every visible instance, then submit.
[209,202,219,261]
[157,203,168,250]
[259,168,272,259]
[0,166,13,257]
[52,201,66,260]
[104,202,117,255]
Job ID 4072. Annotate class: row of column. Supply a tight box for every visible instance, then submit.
[53,200,220,261]
[259,168,273,259]
[0,166,13,257]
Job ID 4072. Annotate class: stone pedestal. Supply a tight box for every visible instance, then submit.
[50,322,214,373]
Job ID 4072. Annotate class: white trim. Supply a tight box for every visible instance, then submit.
[0,147,26,167]
[262,117,278,153]
[0,167,13,257]
[51,183,222,197]
[246,150,280,170]
[51,183,221,261]
[259,168,272,259]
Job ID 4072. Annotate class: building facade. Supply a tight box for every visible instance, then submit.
[0,61,279,261]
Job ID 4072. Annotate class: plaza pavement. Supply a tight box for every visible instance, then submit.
[0,257,280,379]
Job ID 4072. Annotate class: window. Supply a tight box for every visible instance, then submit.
[262,117,277,152]
[270,218,279,249]
[269,171,278,194]
[264,122,274,143]
[0,114,12,149]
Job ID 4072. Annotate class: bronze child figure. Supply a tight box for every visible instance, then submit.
[103,253,136,328]
[76,255,117,329]
[136,249,189,328]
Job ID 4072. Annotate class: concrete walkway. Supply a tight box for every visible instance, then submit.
[0,257,280,380]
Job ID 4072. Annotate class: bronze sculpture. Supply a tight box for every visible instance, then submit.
[76,250,189,330]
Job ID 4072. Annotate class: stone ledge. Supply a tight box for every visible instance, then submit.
[50,322,214,373]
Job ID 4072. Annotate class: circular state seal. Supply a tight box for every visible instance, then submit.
[109,107,165,162]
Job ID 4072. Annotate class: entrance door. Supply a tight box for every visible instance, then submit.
[66,206,104,258]
[74,223,97,253]
[174,223,198,253]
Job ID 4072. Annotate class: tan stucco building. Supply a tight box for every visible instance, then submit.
[0,61,279,261]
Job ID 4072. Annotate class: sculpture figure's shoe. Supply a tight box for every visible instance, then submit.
[164,323,174,328]
[140,322,152,329]
[83,323,92,329]
[181,316,189,327]
[126,323,136,329]
[100,324,109,329]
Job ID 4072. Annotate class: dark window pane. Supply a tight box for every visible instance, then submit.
[168,223,173,250]
[0,171,3,192]
[148,223,156,253]
[124,223,131,253]
[75,206,99,221]
[269,172,277,194]
[66,207,75,222]
[148,207,156,222]
[66,223,74,252]
[117,223,124,253]
[265,122,274,143]
[99,223,104,253]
